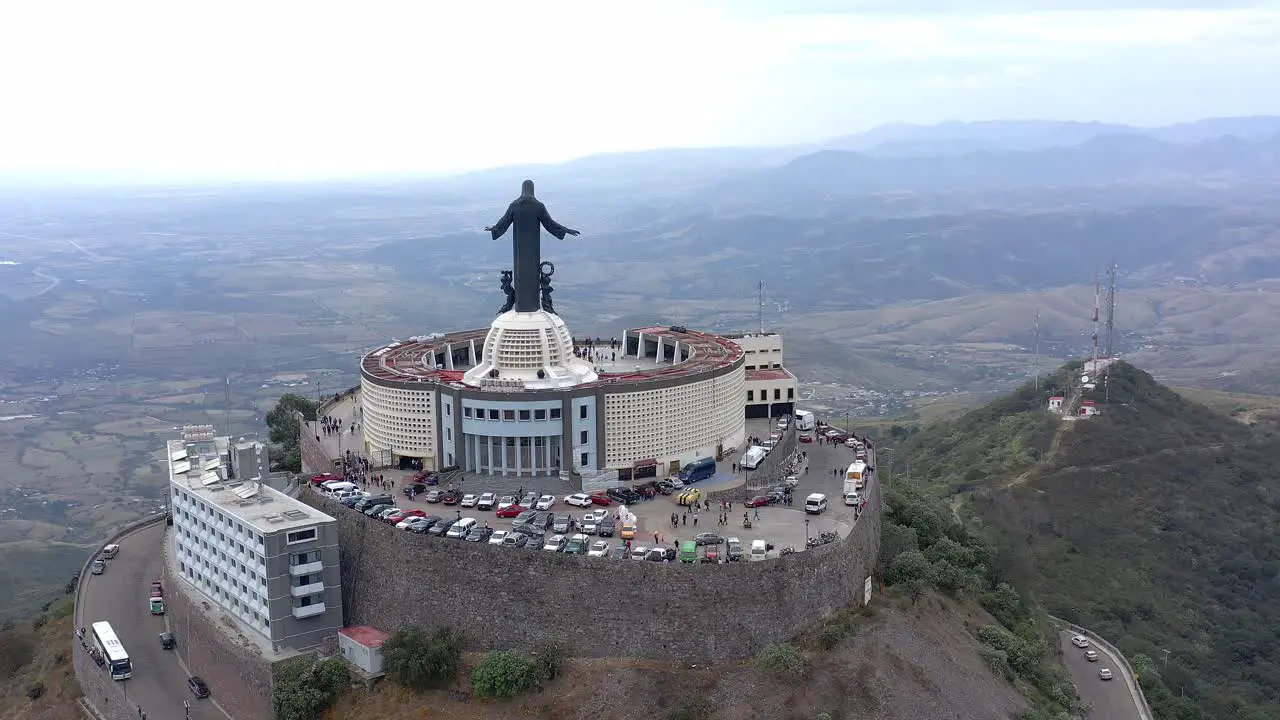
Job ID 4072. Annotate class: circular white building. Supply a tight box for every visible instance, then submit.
[356,303,802,486]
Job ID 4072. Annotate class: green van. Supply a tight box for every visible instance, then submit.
[679,541,698,563]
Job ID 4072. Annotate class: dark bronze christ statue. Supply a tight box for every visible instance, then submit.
[485,180,579,313]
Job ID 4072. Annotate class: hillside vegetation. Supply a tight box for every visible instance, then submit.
[897,361,1280,720]
[0,597,80,720]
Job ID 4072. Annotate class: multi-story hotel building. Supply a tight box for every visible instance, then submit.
[167,425,342,652]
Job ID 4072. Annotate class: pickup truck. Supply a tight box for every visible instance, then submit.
[149,579,165,615]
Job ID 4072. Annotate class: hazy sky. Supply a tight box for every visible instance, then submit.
[2,0,1278,182]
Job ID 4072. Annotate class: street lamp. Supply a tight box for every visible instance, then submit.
[804,517,810,543]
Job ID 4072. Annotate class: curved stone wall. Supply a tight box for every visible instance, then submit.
[299,478,881,662]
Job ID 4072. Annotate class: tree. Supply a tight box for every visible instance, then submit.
[471,650,540,698]
[265,393,318,472]
[383,626,464,690]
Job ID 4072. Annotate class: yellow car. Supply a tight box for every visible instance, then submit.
[678,489,703,506]
[620,522,637,540]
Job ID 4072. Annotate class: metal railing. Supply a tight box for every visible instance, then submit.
[1050,616,1154,720]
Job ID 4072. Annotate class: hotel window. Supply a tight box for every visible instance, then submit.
[579,405,588,419]
[503,409,515,421]
[788,388,795,399]
[463,407,472,418]
[747,390,754,401]
[580,453,588,467]
[445,404,451,416]
[286,528,317,545]
[580,430,588,444]
[488,409,500,420]
[534,409,546,420]
[550,408,561,419]
[519,409,531,421]
[774,389,781,400]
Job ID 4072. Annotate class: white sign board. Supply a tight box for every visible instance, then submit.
[864,575,873,605]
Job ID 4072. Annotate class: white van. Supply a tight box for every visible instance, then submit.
[804,493,828,514]
[445,517,477,539]
[843,491,861,507]
[749,539,769,561]
[323,481,357,496]
[101,544,120,559]
[741,446,767,470]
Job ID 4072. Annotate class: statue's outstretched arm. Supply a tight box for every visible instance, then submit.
[486,207,515,238]
[538,204,579,239]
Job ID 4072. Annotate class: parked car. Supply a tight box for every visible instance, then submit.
[511,509,537,525]
[676,489,703,506]
[501,533,530,548]
[608,544,629,560]
[159,632,175,650]
[424,490,443,503]
[477,493,497,511]
[465,526,494,543]
[376,508,403,522]
[386,509,426,525]
[496,504,528,519]
[411,515,444,533]
[564,533,591,555]
[587,540,611,557]
[542,534,567,552]
[745,495,770,508]
[703,545,721,563]
[693,532,723,546]
[441,491,461,505]
[726,538,744,562]
[535,495,556,510]
[581,513,600,534]
[403,482,428,497]
[520,492,538,508]
[588,491,613,506]
[488,530,511,545]
[551,513,573,534]
[426,518,456,537]
[397,516,431,531]
[511,523,544,539]
[596,517,616,537]
[460,494,479,508]
[565,493,593,508]
[530,511,553,529]
[363,504,392,517]
[188,676,211,698]
[496,495,517,511]
[629,545,650,561]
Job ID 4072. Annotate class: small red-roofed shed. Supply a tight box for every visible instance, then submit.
[338,626,390,674]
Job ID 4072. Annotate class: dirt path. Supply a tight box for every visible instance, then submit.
[1004,419,1073,489]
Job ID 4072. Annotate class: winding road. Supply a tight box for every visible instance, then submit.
[1058,629,1147,719]
[78,522,228,720]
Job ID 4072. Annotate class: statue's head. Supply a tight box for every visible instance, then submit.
[521,179,535,198]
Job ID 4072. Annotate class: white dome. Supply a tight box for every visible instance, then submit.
[462,309,598,389]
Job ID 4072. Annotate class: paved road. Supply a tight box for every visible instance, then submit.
[79,523,226,720]
[1059,630,1143,719]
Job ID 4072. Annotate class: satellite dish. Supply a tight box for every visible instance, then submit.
[1081,374,1091,384]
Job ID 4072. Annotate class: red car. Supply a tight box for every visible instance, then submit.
[495,504,528,518]
[589,492,613,506]
[441,491,461,505]
[385,509,426,524]
[309,473,339,486]
[745,496,770,508]
[798,435,812,443]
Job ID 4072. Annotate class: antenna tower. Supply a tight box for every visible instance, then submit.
[757,280,765,334]
[223,375,232,434]
[1091,271,1100,369]
[1104,262,1117,358]
[1034,308,1041,391]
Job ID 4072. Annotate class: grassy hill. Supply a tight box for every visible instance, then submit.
[896,361,1280,720]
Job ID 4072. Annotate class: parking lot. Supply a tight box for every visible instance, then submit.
[313,415,874,562]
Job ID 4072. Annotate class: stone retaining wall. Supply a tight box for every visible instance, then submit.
[300,477,881,662]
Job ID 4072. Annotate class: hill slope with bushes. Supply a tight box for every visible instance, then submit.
[897,361,1279,720]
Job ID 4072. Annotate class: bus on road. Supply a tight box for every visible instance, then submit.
[90,621,132,680]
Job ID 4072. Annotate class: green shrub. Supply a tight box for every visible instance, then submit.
[383,626,464,690]
[534,642,565,682]
[26,681,44,700]
[272,655,350,720]
[470,650,540,698]
[756,643,809,677]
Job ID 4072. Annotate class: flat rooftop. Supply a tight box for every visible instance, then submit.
[747,368,796,382]
[167,439,333,533]
[360,324,744,389]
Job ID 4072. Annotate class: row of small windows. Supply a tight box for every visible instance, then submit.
[463,406,564,421]
[178,560,270,631]
[747,388,795,402]
[175,525,267,586]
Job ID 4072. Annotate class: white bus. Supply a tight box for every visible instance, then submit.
[90,621,132,680]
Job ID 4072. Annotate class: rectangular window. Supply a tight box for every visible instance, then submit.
[519,409,531,421]
[286,528,317,545]
[550,407,561,420]
[579,405,588,419]
[580,453,589,467]
[463,407,472,418]
[488,409,500,420]
[503,409,515,421]
[788,388,795,399]
[445,404,451,416]
[580,430,588,444]
[747,390,754,402]
[534,409,546,420]
[774,389,781,400]
[445,428,452,441]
